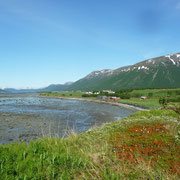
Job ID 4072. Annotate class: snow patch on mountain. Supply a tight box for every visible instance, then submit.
[83,52,180,81]
[120,67,130,72]
[165,55,176,65]
[138,66,149,70]
[85,69,113,79]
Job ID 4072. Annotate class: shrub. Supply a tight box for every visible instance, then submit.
[159,97,168,108]
[82,94,90,97]
[120,93,131,99]
[114,93,120,97]
[115,89,133,94]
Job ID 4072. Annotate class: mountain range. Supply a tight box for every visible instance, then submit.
[0,89,5,93]
[3,82,73,93]
[2,53,180,92]
[38,82,73,92]
[67,52,180,91]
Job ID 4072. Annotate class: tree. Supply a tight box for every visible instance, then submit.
[159,97,168,109]
[120,93,131,99]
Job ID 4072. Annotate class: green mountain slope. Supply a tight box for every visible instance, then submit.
[68,53,180,91]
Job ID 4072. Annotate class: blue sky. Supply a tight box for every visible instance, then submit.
[0,0,180,89]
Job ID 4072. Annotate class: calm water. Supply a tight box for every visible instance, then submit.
[0,94,136,144]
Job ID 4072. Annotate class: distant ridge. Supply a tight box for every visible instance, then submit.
[0,89,5,93]
[3,82,74,93]
[67,52,180,91]
[38,84,71,92]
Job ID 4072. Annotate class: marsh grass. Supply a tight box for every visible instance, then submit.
[0,110,180,179]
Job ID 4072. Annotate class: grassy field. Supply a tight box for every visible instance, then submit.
[116,98,161,109]
[130,88,180,97]
[0,109,179,179]
[40,88,180,109]
[118,88,180,109]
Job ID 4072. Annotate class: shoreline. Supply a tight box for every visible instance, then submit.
[40,95,149,111]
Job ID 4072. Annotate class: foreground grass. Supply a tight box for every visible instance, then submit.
[0,110,179,179]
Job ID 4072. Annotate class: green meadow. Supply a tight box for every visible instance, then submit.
[40,88,180,109]
[117,88,180,109]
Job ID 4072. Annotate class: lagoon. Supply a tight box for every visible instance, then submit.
[0,94,136,144]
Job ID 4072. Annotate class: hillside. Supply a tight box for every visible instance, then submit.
[67,53,180,91]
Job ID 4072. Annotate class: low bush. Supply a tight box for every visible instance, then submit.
[119,93,131,99]
[82,94,90,97]
[159,97,168,108]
